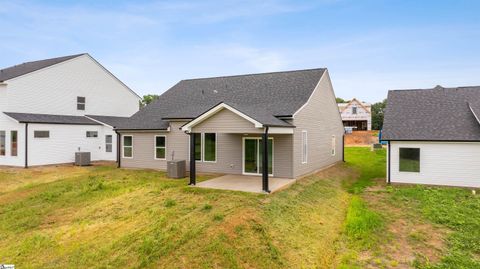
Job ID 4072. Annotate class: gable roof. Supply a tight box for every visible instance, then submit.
[116,68,326,130]
[0,54,85,82]
[382,86,480,141]
[338,98,371,113]
[4,112,101,125]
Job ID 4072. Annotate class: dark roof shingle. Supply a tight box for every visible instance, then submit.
[0,54,85,82]
[85,115,131,128]
[116,68,326,130]
[4,112,101,125]
[382,86,480,141]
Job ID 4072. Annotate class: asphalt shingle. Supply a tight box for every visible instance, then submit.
[382,86,480,141]
[116,68,326,130]
[4,112,101,125]
[0,54,85,82]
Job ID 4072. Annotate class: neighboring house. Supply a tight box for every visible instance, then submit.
[382,85,480,188]
[338,98,372,130]
[115,68,345,192]
[0,54,140,167]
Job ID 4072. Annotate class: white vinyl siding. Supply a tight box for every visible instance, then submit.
[389,141,480,188]
[302,131,308,164]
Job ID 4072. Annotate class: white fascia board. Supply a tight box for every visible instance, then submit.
[469,104,480,125]
[181,103,263,132]
[268,127,294,134]
[84,116,114,129]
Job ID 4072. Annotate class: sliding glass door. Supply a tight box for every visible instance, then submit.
[243,138,273,175]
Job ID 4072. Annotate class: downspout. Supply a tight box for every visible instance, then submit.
[342,134,345,162]
[387,141,391,184]
[24,123,28,168]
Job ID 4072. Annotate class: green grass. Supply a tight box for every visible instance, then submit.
[389,186,480,268]
[1,148,478,268]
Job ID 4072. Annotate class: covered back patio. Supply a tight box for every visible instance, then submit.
[180,103,295,193]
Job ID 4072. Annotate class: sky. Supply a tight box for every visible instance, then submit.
[1,0,480,103]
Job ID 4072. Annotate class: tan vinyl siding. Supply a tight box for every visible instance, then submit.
[192,108,263,133]
[292,70,344,178]
[120,122,293,178]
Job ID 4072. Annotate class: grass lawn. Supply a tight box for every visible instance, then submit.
[1,148,479,268]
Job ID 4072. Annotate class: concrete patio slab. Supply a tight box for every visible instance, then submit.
[196,174,296,194]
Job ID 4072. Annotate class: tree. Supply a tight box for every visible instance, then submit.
[336,97,346,103]
[371,99,387,130]
[139,94,160,108]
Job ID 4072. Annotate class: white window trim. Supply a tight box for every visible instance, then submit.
[241,137,274,176]
[122,135,133,159]
[0,130,5,157]
[188,133,217,163]
[33,130,50,139]
[105,135,113,153]
[154,135,167,160]
[77,96,86,110]
[203,133,217,163]
[86,131,99,138]
[302,130,308,164]
[331,135,336,156]
[11,130,18,157]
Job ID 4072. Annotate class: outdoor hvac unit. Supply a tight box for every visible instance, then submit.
[75,152,91,166]
[167,160,186,178]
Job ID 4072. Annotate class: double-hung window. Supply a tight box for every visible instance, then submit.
[155,136,166,160]
[193,133,217,162]
[302,130,308,163]
[0,131,5,156]
[11,131,18,156]
[105,135,113,153]
[123,135,133,158]
[77,96,86,110]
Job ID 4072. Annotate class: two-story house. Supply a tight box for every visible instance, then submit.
[0,54,140,167]
[338,98,372,130]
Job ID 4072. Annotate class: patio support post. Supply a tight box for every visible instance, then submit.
[189,132,196,185]
[262,127,270,193]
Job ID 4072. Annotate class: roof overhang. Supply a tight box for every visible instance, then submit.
[468,103,480,125]
[181,103,264,132]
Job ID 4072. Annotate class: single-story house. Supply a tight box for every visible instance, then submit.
[0,54,140,167]
[115,68,345,192]
[382,85,480,188]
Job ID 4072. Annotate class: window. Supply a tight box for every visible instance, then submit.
[155,136,166,160]
[331,135,336,156]
[352,105,357,114]
[194,133,202,161]
[34,131,50,138]
[0,131,5,156]
[11,131,18,157]
[123,135,133,158]
[399,148,420,172]
[77,96,86,110]
[86,131,98,138]
[105,135,113,153]
[204,133,216,162]
[302,131,308,163]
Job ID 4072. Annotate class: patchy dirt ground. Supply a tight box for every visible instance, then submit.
[358,179,450,268]
[345,130,379,146]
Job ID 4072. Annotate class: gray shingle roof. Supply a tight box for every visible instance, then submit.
[86,115,131,128]
[116,68,326,130]
[0,54,85,82]
[4,112,101,125]
[382,86,480,141]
